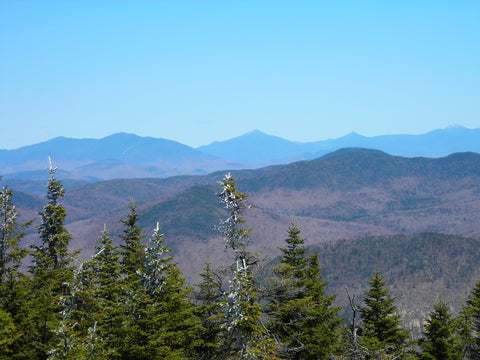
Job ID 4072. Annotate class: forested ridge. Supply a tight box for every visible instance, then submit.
[1,167,480,359]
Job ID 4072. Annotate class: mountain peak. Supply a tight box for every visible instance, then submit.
[445,124,467,130]
[243,129,268,137]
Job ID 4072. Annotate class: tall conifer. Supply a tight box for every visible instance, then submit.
[119,200,145,275]
[459,281,480,359]
[193,262,224,359]
[0,185,29,311]
[267,220,342,359]
[126,223,200,359]
[360,271,410,357]
[25,159,76,360]
[419,298,461,360]
[31,159,73,272]
[0,185,30,358]
[218,173,279,359]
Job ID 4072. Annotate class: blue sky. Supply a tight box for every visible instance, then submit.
[1,1,479,150]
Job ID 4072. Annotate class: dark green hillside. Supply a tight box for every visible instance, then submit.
[242,149,480,193]
[310,233,480,335]
[137,185,225,243]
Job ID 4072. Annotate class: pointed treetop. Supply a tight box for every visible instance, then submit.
[48,156,58,172]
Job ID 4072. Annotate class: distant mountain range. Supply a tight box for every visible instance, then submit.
[198,125,480,163]
[1,125,479,181]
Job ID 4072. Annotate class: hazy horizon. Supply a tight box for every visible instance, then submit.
[1,2,479,149]
[1,123,477,151]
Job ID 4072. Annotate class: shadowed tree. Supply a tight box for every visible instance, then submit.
[419,298,461,360]
[193,261,225,359]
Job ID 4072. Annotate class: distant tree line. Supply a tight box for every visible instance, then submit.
[1,167,480,359]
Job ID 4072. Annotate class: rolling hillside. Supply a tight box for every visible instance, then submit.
[4,147,480,332]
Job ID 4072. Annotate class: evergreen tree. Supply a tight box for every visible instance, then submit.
[459,281,480,359]
[267,220,343,359]
[31,159,74,272]
[0,186,29,288]
[419,298,461,360]
[24,160,76,360]
[0,185,30,314]
[0,185,30,359]
[0,307,18,360]
[47,263,93,360]
[360,271,410,357]
[125,222,200,359]
[119,200,145,275]
[91,225,123,301]
[87,225,125,359]
[217,173,279,359]
[193,262,225,360]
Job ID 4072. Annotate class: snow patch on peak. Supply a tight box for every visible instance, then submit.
[244,129,265,136]
[445,124,467,130]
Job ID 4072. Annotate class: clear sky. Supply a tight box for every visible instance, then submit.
[0,1,479,150]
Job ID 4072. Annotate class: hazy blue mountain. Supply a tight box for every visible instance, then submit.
[2,126,480,181]
[197,130,310,163]
[309,125,480,158]
[198,126,480,163]
[0,133,238,180]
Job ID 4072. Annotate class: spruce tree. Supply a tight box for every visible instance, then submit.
[267,220,342,359]
[0,185,30,359]
[459,281,480,359]
[91,225,123,300]
[31,159,74,272]
[217,173,279,359]
[360,271,410,357]
[88,225,125,358]
[47,263,93,360]
[0,307,17,359]
[0,185,30,313]
[26,159,76,360]
[419,298,461,360]
[126,223,200,359]
[119,200,145,275]
[193,262,224,360]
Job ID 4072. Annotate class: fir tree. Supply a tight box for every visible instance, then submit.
[125,222,200,359]
[419,298,461,360]
[193,262,225,360]
[217,173,279,359]
[119,200,145,276]
[267,220,343,359]
[0,308,18,359]
[31,158,74,272]
[88,225,124,359]
[24,160,76,360]
[0,184,29,359]
[0,186,29,286]
[91,225,123,301]
[0,185,30,315]
[360,271,410,357]
[459,281,480,359]
[47,263,91,360]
